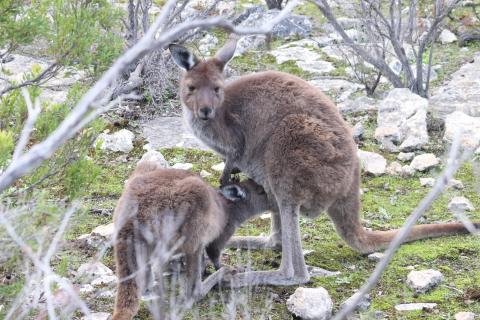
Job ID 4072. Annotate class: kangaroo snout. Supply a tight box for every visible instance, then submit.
[199,106,214,120]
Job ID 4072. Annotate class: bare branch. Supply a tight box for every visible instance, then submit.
[12,89,41,162]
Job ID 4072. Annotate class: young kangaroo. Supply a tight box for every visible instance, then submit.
[112,153,270,320]
[169,36,480,287]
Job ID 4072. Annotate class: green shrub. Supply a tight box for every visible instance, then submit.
[64,158,101,199]
[0,130,15,168]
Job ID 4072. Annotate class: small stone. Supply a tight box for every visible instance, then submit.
[171,162,193,170]
[448,196,475,212]
[77,262,114,282]
[406,269,443,293]
[386,161,403,176]
[448,179,464,190]
[211,162,225,172]
[303,249,315,256]
[287,287,333,320]
[368,252,385,261]
[98,290,115,299]
[91,223,114,238]
[91,275,117,287]
[96,129,135,153]
[439,29,457,44]
[455,311,476,320]
[395,303,437,312]
[410,153,439,172]
[420,177,435,187]
[260,212,271,219]
[139,150,169,168]
[397,152,415,162]
[340,293,371,312]
[358,150,387,176]
[352,122,365,140]
[400,165,415,177]
[79,284,95,295]
[200,170,212,178]
[81,312,111,320]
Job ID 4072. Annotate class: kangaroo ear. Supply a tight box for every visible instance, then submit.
[220,184,246,202]
[169,44,199,71]
[215,34,239,69]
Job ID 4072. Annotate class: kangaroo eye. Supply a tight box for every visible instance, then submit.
[214,87,220,93]
[188,86,195,92]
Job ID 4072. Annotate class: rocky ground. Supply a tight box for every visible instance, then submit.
[1,0,480,319]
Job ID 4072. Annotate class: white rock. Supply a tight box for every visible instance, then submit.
[91,223,114,238]
[455,311,476,320]
[270,46,334,75]
[386,161,403,176]
[358,150,387,176]
[400,165,415,177]
[375,88,429,152]
[81,312,111,320]
[309,79,362,102]
[448,196,475,212]
[287,287,333,320]
[338,96,377,114]
[98,290,115,299]
[444,111,480,151]
[96,129,135,153]
[368,252,385,261]
[420,177,435,187]
[91,275,117,287]
[303,249,315,256]
[397,152,415,162]
[200,170,212,177]
[407,269,443,293]
[171,163,193,170]
[77,262,114,281]
[340,293,371,312]
[211,162,225,172]
[139,150,169,168]
[79,284,95,295]
[410,153,439,172]
[448,179,464,190]
[352,122,365,140]
[439,29,458,44]
[395,303,437,312]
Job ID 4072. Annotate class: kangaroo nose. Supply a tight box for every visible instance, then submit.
[199,107,212,119]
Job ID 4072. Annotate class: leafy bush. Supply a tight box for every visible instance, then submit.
[0,130,14,169]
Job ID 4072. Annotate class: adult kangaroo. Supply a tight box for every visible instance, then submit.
[169,36,480,287]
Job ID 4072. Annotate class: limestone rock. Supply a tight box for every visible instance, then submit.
[211,162,225,172]
[375,88,429,152]
[444,111,480,151]
[271,46,334,75]
[455,312,476,320]
[338,96,377,114]
[410,153,439,172]
[358,150,387,176]
[439,29,458,44]
[406,269,443,293]
[386,161,403,176]
[352,122,365,140]
[77,262,114,282]
[172,163,193,170]
[430,52,480,119]
[286,287,333,320]
[420,177,435,187]
[368,252,385,261]
[448,179,464,190]
[397,152,415,162]
[96,129,135,153]
[139,150,169,169]
[395,303,437,312]
[400,165,415,177]
[81,312,111,320]
[309,79,362,102]
[448,196,475,212]
[200,170,212,177]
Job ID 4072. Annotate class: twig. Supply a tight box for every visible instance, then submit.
[12,89,41,162]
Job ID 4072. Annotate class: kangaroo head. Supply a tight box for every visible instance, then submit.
[169,35,238,120]
[220,179,270,216]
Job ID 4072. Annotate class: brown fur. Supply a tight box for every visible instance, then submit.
[170,38,480,287]
[112,159,270,319]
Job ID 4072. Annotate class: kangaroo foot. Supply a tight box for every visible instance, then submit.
[222,269,310,288]
[227,235,282,250]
